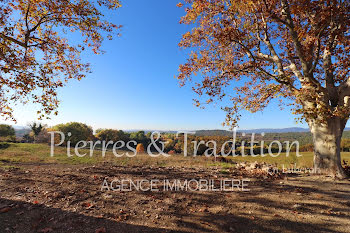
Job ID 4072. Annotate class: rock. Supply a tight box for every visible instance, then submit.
[102,194,113,199]
[250,161,259,169]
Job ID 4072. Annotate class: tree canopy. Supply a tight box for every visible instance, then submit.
[29,122,44,136]
[52,122,94,145]
[0,123,15,137]
[177,0,350,177]
[0,0,121,121]
[177,0,350,127]
[96,129,128,142]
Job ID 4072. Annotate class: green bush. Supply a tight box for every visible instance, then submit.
[96,129,128,142]
[51,122,94,146]
[0,142,10,149]
[130,131,147,141]
[0,135,16,142]
[0,124,16,142]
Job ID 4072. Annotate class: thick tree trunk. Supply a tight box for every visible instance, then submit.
[308,118,348,179]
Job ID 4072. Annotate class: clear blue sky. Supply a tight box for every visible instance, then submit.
[1,0,306,131]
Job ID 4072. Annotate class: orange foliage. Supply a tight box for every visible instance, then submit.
[0,0,121,120]
[177,0,350,127]
[136,143,145,153]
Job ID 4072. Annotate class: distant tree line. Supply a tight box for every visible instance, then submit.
[3,122,350,154]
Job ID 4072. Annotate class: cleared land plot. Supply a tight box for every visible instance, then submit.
[0,143,350,233]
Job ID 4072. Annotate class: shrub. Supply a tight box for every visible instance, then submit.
[130,131,147,141]
[29,122,44,138]
[136,143,145,153]
[300,144,314,152]
[0,142,10,149]
[341,139,350,152]
[168,150,176,155]
[0,135,16,142]
[51,122,94,146]
[96,129,128,142]
[22,134,34,143]
[164,139,176,152]
[35,129,51,143]
[0,124,16,142]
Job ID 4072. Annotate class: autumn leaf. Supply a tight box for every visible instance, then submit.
[0,207,11,213]
[38,228,53,233]
[0,0,121,120]
[177,2,183,8]
[95,227,106,233]
[177,0,350,177]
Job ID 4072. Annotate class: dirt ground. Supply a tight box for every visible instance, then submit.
[1,162,350,233]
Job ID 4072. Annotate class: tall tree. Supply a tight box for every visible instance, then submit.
[52,122,94,146]
[0,123,15,137]
[29,121,44,141]
[177,0,350,178]
[0,0,121,120]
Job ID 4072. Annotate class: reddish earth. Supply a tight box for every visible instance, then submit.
[1,163,350,233]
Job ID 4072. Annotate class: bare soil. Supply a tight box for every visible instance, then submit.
[1,162,350,233]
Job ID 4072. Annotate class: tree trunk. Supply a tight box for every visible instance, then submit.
[308,118,348,179]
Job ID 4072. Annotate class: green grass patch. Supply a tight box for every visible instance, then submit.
[1,143,350,169]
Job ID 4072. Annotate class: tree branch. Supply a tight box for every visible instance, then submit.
[0,34,26,48]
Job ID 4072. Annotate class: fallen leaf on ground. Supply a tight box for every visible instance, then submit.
[38,227,53,233]
[0,207,11,213]
[95,227,106,233]
[82,202,91,208]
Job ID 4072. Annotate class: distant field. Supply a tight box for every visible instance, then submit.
[1,143,350,169]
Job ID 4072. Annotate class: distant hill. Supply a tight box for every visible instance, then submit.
[195,127,350,136]
[13,126,31,138]
[194,128,311,136]
[8,125,350,140]
[194,130,232,137]
[239,127,310,134]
